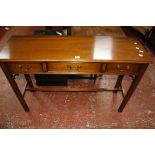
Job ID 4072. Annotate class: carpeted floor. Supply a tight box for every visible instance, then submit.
[72,26,126,37]
[0,26,155,128]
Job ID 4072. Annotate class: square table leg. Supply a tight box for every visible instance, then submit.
[0,63,30,112]
[24,74,34,89]
[114,75,124,93]
[118,64,148,112]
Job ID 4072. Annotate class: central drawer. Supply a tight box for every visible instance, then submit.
[47,62,104,74]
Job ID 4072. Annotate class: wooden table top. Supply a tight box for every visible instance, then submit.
[0,36,152,63]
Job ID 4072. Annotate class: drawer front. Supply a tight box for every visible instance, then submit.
[47,62,104,74]
[6,62,43,74]
[106,63,140,75]
[6,62,139,75]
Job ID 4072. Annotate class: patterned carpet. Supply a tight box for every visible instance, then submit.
[0,26,155,128]
[71,26,126,37]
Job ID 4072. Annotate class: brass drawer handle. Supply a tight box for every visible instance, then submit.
[25,64,32,71]
[117,65,130,72]
[77,65,82,71]
[27,64,32,69]
[67,65,72,71]
[17,64,32,71]
[18,64,22,69]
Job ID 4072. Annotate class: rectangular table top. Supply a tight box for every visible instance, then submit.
[0,36,152,63]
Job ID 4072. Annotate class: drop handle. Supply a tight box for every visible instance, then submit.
[77,65,82,71]
[18,64,22,69]
[67,65,72,71]
[24,64,32,71]
[27,64,32,69]
[117,65,130,72]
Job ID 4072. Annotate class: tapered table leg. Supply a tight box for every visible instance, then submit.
[1,63,29,112]
[24,74,34,88]
[118,64,148,112]
[114,75,124,93]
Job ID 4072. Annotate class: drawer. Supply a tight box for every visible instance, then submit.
[6,62,43,74]
[47,62,105,74]
[106,63,140,75]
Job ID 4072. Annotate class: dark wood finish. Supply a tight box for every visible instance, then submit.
[22,82,28,97]
[0,36,151,63]
[106,63,140,75]
[0,36,152,112]
[120,85,125,98]
[27,87,122,92]
[5,61,142,75]
[24,74,34,89]
[47,62,104,74]
[6,62,43,74]
[114,75,124,93]
[118,64,148,112]
[42,62,48,72]
[0,63,29,112]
